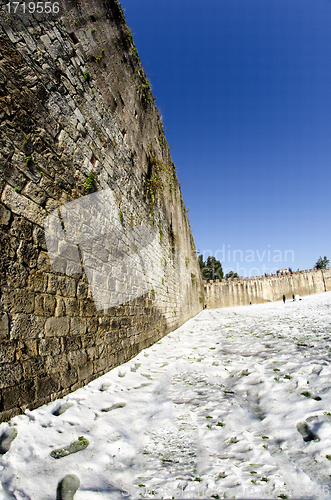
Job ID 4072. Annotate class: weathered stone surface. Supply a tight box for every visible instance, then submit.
[0,313,9,340]
[35,374,60,399]
[17,241,38,268]
[64,298,79,317]
[10,219,33,247]
[28,271,47,292]
[0,363,22,389]
[38,338,61,357]
[70,318,86,335]
[76,281,88,300]
[2,185,46,226]
[33,226,47,250]
[1,380,35,411]
[0,341,16,364]
[69,349,87,367]
[22,181,47,205]
[10,314,45,340]
[35,294,56,316]
[0,205,11,225]
[0,230,19,259]
[5,262,28,288]
[45,317,70,337]
[58,277,76,298]
[1,289,35,314]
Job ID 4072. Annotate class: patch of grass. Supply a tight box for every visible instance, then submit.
[84,171,94,192]
[250,471,257,474]
[151,288,155,297]
[262,436,269,439]
[119,210,123,222]
[14,187,20,193]
[83,71,91,81]
[91,28,97,33]
[25,155,33,166]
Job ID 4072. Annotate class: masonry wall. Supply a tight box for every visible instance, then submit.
[0,0,203,421]
[204,269,331,309]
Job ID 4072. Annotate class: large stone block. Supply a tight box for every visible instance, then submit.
[34,294,56,316]
[69,349,87,367]
[0,313,9,340]
[63,335,82,352]
[11,314,45,340]
[1,289,35,314]
[70,318,86,335]
[46,354,68,374]
[38,338,61,357]
[17,242,38,268]
[22,181,47,205]
[22,357,46,378]
[58,277,77,298]
[0,363,22,389]
[0,339,16,364]
[35,374,60,399]
[45,317,70,337]
[1,185,46,226]
[0,230,19,259]
[27,271,47,293]
[1,379,36,411]
[33,226,47,250]
[0,205,11,225]
[64,298,80,317]
[60,367,78,389]
[77,362,93,382]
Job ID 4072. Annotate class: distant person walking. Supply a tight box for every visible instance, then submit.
[283,294,286,304]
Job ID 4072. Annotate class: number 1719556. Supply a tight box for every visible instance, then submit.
[5,2,60,14]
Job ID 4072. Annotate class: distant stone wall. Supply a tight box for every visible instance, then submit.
[0,0,203,421]
[204,269,331,308]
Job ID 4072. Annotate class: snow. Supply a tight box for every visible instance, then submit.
[1,292,331,499]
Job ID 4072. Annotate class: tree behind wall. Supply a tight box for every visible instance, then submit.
[315,256,329,270]
[199,256,224,281]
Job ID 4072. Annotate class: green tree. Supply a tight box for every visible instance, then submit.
[198,254,205,270]
[315,256,329,270]
[200,256,223,281]
[225,270,240,280]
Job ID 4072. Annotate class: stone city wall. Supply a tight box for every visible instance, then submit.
[0,0,203,421]
[204,269,331,308]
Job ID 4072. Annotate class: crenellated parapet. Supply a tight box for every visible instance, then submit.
[203,268,331,308]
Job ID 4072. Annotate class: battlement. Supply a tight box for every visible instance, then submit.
[203,268,331,308]
[203,267,330,285]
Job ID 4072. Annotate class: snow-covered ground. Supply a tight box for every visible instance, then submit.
[1,292,331,500]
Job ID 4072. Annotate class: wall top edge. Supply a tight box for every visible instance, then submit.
[203,267,331,285]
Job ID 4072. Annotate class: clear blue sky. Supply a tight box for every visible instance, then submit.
[120,0,331,277]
